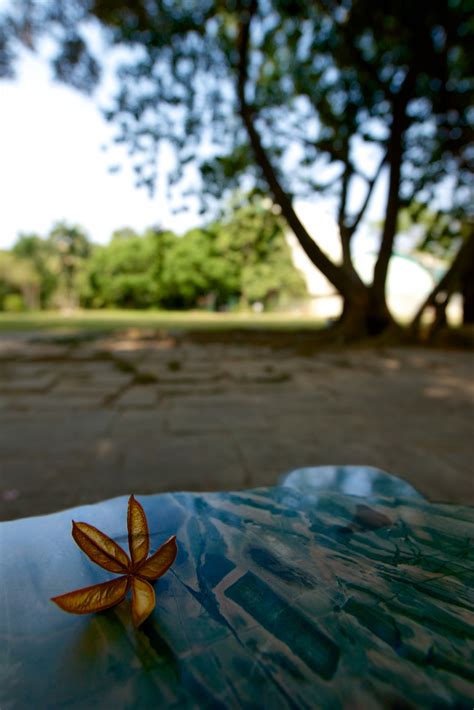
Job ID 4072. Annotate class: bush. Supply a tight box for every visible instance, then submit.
[2,293,26,312]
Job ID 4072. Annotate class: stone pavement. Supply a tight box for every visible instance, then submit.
[1,330,473,520]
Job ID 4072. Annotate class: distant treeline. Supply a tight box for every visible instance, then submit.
[0,203,307,312]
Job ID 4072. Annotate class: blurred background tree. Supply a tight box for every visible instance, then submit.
[1,196,306,312]
[80,228,175,309]
[79,198,307,310]
[0,251,41,311]
[48,222,91,307]
[1,0,472,337]
[210,199,307,310]
[12,233,59,308]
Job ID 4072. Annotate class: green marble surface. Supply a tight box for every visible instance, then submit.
[1,468,473,708]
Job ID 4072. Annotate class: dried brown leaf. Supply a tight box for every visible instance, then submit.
[51,576,130,615]
[138,536,178,581]
[131,576,155,627]
[52,496,177,625]
[72,521,130,573]
[127,495,149,567]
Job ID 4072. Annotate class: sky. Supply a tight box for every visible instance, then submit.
[0,50,204,249]
[0,45,387,253]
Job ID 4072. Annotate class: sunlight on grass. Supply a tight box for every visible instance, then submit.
[0,309,325,333]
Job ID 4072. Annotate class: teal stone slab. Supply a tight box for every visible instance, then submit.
[281,465,425,501]
[1,470,473,709]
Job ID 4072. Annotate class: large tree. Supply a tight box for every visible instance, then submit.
[2,0,472,336]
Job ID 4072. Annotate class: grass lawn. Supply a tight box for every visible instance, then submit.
[0,309,325,334]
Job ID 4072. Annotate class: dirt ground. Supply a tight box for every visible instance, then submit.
[0,329,473,521]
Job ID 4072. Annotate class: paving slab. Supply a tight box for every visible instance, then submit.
[115,385,159,408]
[1,411,113,456]
[0,333,472,520]
[0,374,56,393]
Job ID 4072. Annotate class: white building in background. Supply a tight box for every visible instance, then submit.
[286,203,462,324]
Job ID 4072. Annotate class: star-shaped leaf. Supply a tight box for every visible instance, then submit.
[51,495,177,626]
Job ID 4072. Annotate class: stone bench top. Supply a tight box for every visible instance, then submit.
[1,467,473,708]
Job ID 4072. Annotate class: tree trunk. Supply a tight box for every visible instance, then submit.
[368,125,402,332]
[339,287,371,337]
[365,291,395,336]
[461,251,474,324]
[339,286,404,341]
[20,284,40,310]
[368,73,414,335]
[409,229,474,338]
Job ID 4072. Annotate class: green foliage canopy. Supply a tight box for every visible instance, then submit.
[81,229,176,308]
[80,203,307,310]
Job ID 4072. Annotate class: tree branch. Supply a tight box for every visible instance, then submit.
[410,228,474,336]
[337,160,356,272]
[349,152,387,235]
[371,69,416,313]
[236,2,365,300]
[335,150,386,274]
